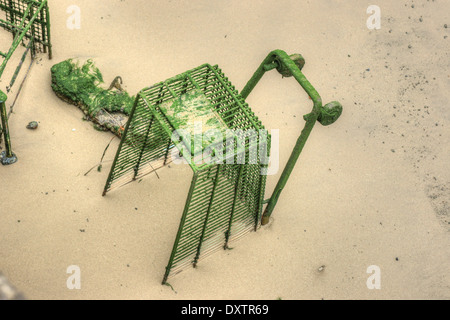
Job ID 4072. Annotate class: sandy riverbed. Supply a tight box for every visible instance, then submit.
[0,0,449,300]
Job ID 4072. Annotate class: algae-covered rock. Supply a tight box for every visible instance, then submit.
[51,59,135,136]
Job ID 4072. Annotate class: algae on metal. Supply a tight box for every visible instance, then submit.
[51,59,135,136]
[101,49,343,283]
[159,89,230,155]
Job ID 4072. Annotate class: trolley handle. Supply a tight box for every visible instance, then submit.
[241,50,342,225]
[241,49,342,126]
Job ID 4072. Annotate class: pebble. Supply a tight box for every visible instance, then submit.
[26,121,38,130]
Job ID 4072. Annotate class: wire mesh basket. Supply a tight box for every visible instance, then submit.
[103,63,270,282]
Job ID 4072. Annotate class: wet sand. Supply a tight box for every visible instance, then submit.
[0,0,449,299]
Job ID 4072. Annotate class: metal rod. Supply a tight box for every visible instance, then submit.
[255,169,265,231]
[133,115,154,180]
[39,3,46,54]
[240,50,323,225]
[0,91,10,154]
[15,3,33,30]
[193,165,222,267]
[28,5,36,58]
[7,36,33,92]
[162,138,172,166]
[7,50,34,118]
[44,1,52,59]
[0,90,17,165]
[103,94,140,196]
[7,0,16,40]
[224,164,244,249]
[256,131,271,228]
[163,173,199,284]
[262,117,317,224]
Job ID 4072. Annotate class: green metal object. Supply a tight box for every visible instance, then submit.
[240,50,342,225]
[0,0,52,76]
[103,64,269,284]
[103,50,342,283]
[0,0,53,164]
[7,36,32,92]
[0,90,17,165]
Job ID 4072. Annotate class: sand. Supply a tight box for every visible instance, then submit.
[0,0,449,300]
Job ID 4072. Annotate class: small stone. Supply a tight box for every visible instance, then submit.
[26,121,38,130]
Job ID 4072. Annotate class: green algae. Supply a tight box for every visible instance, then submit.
[317,101,343,126]
[51,59,135,136]
[159,89,229,155]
